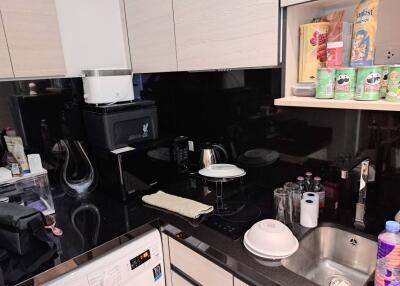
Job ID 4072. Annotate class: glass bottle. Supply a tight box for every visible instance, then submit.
[313,176,325,209]
[297,176,305,193]
[305,172,313,191]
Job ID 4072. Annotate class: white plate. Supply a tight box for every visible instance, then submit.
[243,230,299,258]
[206,164,238,173]
[199,164,246,178]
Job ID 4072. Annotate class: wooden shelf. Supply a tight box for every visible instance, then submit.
[274,97,400,112]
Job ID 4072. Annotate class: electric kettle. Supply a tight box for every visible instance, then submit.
[199,143,228,169]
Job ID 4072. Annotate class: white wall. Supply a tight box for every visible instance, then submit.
[55,0,131,77]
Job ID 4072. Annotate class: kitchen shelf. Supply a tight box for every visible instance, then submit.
[274,97,400,112]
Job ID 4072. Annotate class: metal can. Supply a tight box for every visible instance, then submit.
[355,66,383,101]
[386,65,400,102]
[316,68,335,99]
[380,66,389,99]
[334,67,356,100]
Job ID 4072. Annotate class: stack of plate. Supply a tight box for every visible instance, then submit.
[198,164,246,179]
[243,219,299,260]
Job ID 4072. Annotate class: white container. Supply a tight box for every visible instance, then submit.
[82,68,134,105]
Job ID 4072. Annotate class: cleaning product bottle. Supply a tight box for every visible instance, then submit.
[375,220,400,286]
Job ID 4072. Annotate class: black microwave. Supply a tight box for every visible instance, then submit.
[82,101,158,150]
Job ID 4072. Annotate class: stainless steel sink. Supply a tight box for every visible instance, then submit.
[282,224,377,286]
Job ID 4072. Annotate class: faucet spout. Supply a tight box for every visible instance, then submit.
[354,159,369,230]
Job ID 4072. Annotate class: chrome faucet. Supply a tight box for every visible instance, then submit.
[340,157,370,230]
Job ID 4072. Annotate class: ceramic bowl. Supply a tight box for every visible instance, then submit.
[244,219,298,257]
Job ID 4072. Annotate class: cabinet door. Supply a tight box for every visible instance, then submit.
[234,277,249,286]
[55,0,131,77]
[125,0,177,73]
[0,14,13,78]
[169,238,233,286]
[171,270,194,286]
[173,0,279,71]
[0,0,65,77]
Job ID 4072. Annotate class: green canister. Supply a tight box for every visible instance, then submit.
[316,68,335,99]
[334,68,356,100]
[380,66,389,98]
[386,65,400,102]
[355,66,383,101]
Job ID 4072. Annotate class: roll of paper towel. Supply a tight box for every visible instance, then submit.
[303,192,319,201]
[300,195,319,228]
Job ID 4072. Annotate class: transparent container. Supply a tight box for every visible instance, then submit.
[0,169,55,216]
[274,187,293,226]
[284,182,301,223]
[375,221,400,286]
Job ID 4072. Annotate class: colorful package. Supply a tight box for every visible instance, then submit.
[299,22,329,82]
[350,0,380,67]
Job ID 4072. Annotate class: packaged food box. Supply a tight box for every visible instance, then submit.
[350,0,380,67]
[299,22,330,82]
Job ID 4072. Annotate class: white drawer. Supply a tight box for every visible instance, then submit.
[234,277,249,286]
[169,238,233,286]
[171,270,194,286]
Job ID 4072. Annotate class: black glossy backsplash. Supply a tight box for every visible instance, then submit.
[0,69,399,225]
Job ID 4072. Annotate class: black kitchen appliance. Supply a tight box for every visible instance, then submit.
[170,136,189,174]
[82,101,158,150]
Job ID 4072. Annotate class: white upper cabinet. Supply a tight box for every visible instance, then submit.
[0,0,65,78]
[173,0,279,71]
[54,0,131,77]
[125,0,177,73]
[0,14,13,78]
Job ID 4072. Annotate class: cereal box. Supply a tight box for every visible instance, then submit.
[298,22,330,82]
[350,0,380,67]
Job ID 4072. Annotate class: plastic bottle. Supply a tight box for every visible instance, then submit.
[375,221,400,286]
[312,177,325,209]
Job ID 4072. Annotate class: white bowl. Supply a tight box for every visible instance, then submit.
[244,219,298,257]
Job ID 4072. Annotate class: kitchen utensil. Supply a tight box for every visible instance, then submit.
[82,68,134,105]
[244,219,299,258]
[170,136,189,174]
[199,164,246,179]
[237,149,279,168]
[291,82,316,97]
[284,182,301,223]
[199,143,228,169]
[243,238,293,260]
[273,188,293,226]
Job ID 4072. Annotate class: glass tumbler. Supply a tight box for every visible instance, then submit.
[273,187,292,226]
[284,182,301,223]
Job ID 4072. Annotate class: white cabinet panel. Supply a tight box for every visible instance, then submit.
[0,13,13,78]
[125,0,177,73]
[173,0,279,71]
[171,270,194,286]
[169,238,233,286]
[55,0,130,77]
[234,277,249,286]
[0,0,65,77]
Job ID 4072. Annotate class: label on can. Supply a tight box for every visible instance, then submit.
[380,66,389,99]
[334,68,356,100]
[316,68,335,99]
[355,66,382,101]
[386,65,400,102]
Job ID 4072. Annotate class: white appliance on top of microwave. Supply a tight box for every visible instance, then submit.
[43,228,165,286]
[82,68,135,105]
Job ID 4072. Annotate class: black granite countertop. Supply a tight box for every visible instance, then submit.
[13,160,385,286]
